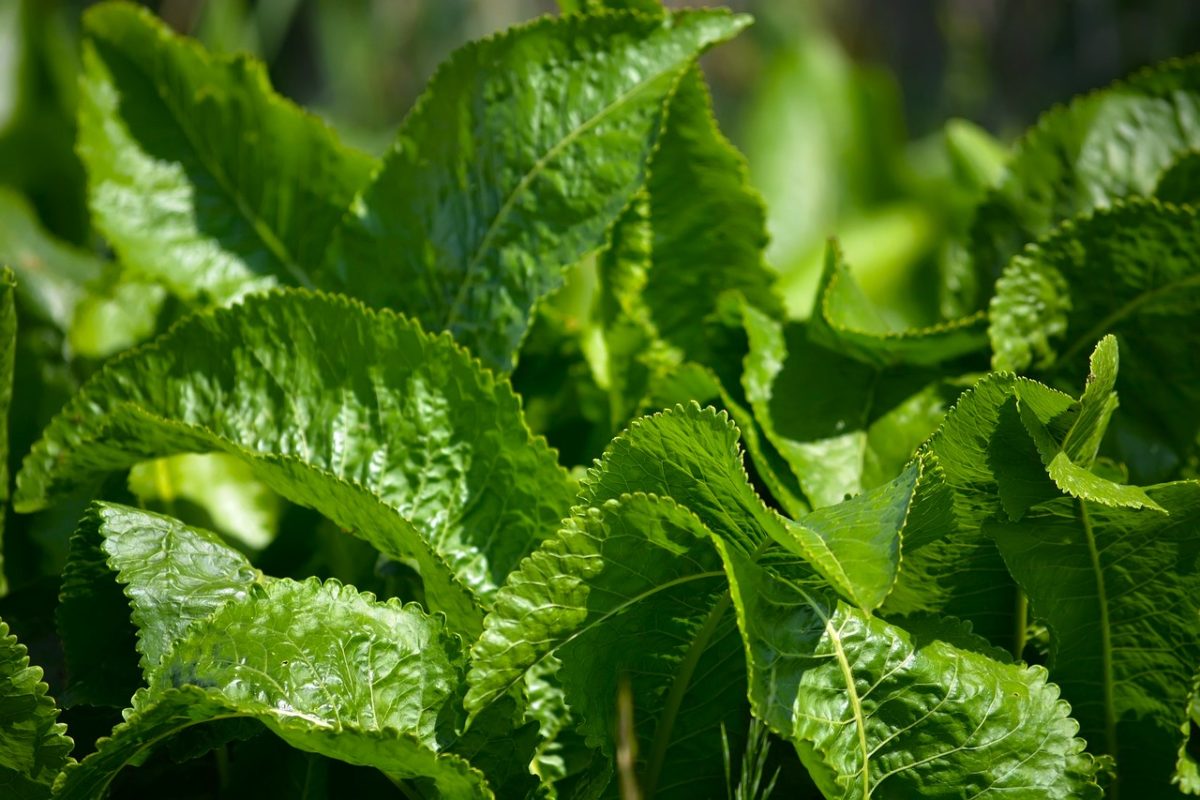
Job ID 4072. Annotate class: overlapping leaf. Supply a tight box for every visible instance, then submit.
[970,54,1200,294]
[326,9,750,371]
[55,578,492,799]
[0,619,73,799]
[77,2,374,302]
[989,200,1200,477]
[718,543,1102,799]
[989,483,1200,796]
[808,243,988,369]
[17,290,574,636]
[470,403,1101,798]
[740,301,962,510]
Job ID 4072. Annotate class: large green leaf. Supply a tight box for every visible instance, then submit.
[325,9,749,371]
[717,542,1103,799]
[740,302,961,510]
[970,55,1200,295]
[989,200,1200,476]
[988,481,1200,795]
[469,406,775,798]
[16,290,574,636]
[77,1,374,302]
[469,404,1102,798]
[0,619,74,799]
[55,578,493,799]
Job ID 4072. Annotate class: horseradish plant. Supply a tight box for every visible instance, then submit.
[1,0,1199,798]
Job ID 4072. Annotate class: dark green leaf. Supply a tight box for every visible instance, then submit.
[717,542,1103,799]
[989,481,1200,795]
[0,618,73,799]
[989,200,1200,475]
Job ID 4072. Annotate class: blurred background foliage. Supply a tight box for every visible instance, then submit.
[5,0,1198,323]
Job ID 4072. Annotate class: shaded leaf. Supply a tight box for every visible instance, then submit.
[0,619,73,799]
[971,54,1200,296]
[989,481,1200,795]
[989,201,1200,480]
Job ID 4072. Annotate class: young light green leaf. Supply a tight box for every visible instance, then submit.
[780,460,925,612]
[0,619,74,799]
[56,578,493,799]
[988,481,1200,795]
[740,301,960,510]
[0,189,163,359]
[808,242,988,368]
[717,541,1103,799]
[0,189,95,331]
[17,290,574,636]
[325,10,750,371]
[989,200,1200,473]
[78,1,374,302]
[971,54,1200,290]
[127,453,283,550]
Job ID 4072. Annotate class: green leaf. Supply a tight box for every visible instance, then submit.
[17,290,574,636]
[0,189,95,331]
[325,9,750,371]
[470,405,775,798]
[577,403,786,552]
[1153,150,1200,204]
[740,301,961,510]
[717,541,1103,799]
[0,270,13,595]
[77,1,374,302]
[56,578,492,799]
[808,242,988,369]
[612,68,781,366]
[882,372,1075,644]
[58,503,260,700]
[988,200,1200,474]
[470,493,744,800]
[971,54,1200,293]
[988,481,1200,795]
[0,618,74,799]
[780,460,928,612]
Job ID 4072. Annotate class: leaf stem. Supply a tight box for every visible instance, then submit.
[1080,498,1118,799]
[1013,590,1028,661]
[643,590,733,799]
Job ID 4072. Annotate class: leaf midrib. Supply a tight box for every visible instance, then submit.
[441,39,688,332]
[1079,498,1118,796]
[98,39,314,289]
[1057,270,1200,366]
